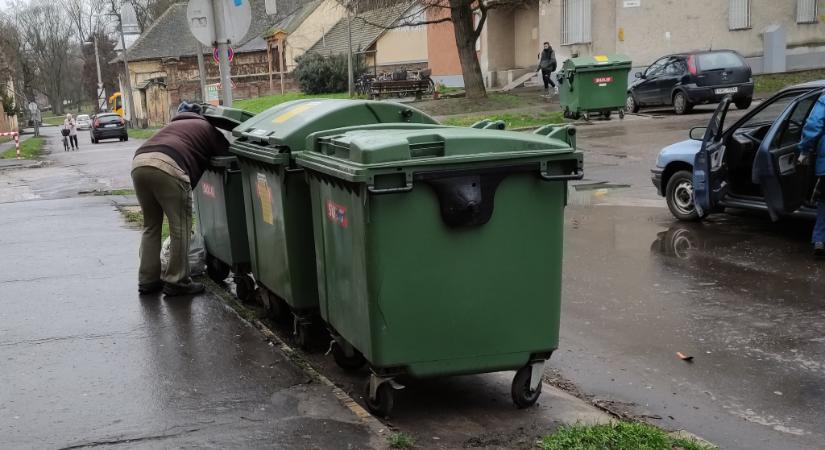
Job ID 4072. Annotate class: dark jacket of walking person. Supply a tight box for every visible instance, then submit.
[538,42,557,92]
[797,93,825,256]
[131,102,229,296]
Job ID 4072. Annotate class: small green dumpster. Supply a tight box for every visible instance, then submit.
[228,99,438,347]
[195,105,256,301]
[557,54,631,121]
[296,124,582,417]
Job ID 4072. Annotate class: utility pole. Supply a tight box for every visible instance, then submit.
[211,0,233,106]
[346,2,354,97]
[115,11,136,125]
[92,35,105,113]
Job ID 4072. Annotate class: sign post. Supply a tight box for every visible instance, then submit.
[187,0,251,107]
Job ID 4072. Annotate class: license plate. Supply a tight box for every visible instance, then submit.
[715,87,738,95]
[105,124,118,128]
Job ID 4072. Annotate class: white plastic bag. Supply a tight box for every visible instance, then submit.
[160,229,206,277]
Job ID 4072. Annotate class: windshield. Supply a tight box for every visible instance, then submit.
[98,115,121,124]
[697,52,744,71]
[77,115,89,121]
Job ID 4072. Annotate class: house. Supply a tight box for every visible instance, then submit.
[264,0,347,74]
[308,2,429,73]
[415,0,825,89]
[112,0,301,127]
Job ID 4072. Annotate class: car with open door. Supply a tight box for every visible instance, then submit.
[651,80,825,221]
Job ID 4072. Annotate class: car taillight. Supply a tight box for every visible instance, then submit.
[93,119,100,128]
[120,118,125,126]
[687,55,697,75]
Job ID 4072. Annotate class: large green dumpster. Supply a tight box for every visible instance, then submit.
[296,124,582,416]
[229,99,438,347]
[557,54,631,120]
[195,105,256,301]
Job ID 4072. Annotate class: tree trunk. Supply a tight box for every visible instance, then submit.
[449,0,486,99]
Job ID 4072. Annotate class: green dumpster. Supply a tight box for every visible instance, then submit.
[296,124,582,416]
[228,99,438,347]
[557,54,631,121]
[195,105,257,301]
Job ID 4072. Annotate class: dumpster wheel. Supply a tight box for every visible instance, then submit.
[364,378,395,418]
[331,341,366,371]
[511,364,543,409]
[234,274,256,303]
[206,254,231,283]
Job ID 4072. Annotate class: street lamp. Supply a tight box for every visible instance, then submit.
[83,36,106,113]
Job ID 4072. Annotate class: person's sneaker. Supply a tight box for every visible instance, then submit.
[814,242,825,259]
[163,281,205,297]
[138,281,164,294]
[554,86,559,95]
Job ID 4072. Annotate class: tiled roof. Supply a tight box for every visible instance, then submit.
[307,2,412,56]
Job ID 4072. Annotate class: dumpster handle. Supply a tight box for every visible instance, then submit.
[284,167,304,174]
[367,184,414,195]
[540,168,583,181]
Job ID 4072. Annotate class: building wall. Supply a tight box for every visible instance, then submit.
[375,25,429,66]
[284,0,346,70]
[427,8,462,83]
[514,2,541,68]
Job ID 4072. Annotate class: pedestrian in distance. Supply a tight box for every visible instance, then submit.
[797,92,825,258]
[538,42,558,97]
[131,102,230,296]
[64,114,78,151]
[60,122,70,152]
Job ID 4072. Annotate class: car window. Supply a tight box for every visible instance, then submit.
[98,115,121,124]
[645,58,669,77]
[697,52,744,71]
[736,91,803,130]
[774,94,821,147]
[665,60,686,76]
[77,115,89,121]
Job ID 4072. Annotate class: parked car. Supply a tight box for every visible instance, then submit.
[76,114,91,130]
[90,113,128,143]
[651,80,825,221]
[627,50,754,115]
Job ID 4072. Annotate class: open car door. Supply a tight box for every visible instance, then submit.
[753,89,824,221]
[693,96,732,217]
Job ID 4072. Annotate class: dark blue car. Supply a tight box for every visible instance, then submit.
[652,80,825,221]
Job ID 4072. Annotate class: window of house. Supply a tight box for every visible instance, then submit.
[797,0,818,23]
[729,0,751,30]
[561,0,592,45]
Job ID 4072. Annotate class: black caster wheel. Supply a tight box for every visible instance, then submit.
[260,290,289,323]
[511,365,542,409]
[582,112,590,121]
[234,274,256,303]
[618,109,625,119]
[364,379,394,418]
[206,254,231,283]
[332,341,366,371]
[293,319,312,350]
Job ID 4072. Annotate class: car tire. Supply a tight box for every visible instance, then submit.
[123,135,128,142]
[673,91,692,115]
[626,94,640,113]
[735,97,752,110]
[666,170,705,221]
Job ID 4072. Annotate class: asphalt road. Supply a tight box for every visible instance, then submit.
[556,104,825,450]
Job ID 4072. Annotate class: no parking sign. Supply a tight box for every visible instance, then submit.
[213,47,234,64]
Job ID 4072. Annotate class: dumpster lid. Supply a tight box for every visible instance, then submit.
[564,54,631,69]
[202,105,255,132]
[231,99,438,151]
[296,126,582,186]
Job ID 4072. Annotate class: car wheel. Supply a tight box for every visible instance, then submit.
[625,94,640,113]
[673,92,692,115]
[735,97,752,110]
[666,170,705,221]
[123,135,128,142]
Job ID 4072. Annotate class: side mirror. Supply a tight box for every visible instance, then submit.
[635,71,644,79]
[689,126,707,141]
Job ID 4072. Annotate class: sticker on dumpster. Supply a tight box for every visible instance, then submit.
[201,181,216,198]
[594,76,614,86]
[256,173,274,225]
[272,102,321,124]
[326,200,348,228]
[594,55,609,64]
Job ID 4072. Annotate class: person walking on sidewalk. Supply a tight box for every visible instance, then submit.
[131,102,229,296]
[538,42,558,97]
[797,92,825,257]
[63,114,78,151]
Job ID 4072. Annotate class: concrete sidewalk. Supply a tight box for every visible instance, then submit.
[0,196,377,449]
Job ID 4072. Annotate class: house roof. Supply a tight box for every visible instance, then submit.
[264,0,322,38]
[113,0,297,63]
[307,2,413,56]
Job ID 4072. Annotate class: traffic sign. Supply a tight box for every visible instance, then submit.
[213,46,235,64]
[187,0,251,46]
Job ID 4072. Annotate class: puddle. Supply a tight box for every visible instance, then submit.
[567,182,633,206]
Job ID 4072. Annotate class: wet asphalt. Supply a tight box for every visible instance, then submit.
[0,128,374,449]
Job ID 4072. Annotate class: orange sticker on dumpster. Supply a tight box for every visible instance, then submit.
[326,200,348,228]
[256,173,274,225]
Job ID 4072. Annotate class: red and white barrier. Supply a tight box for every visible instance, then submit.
[0,132,20,159]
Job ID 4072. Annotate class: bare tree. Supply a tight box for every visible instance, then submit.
[339,0,533,99]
